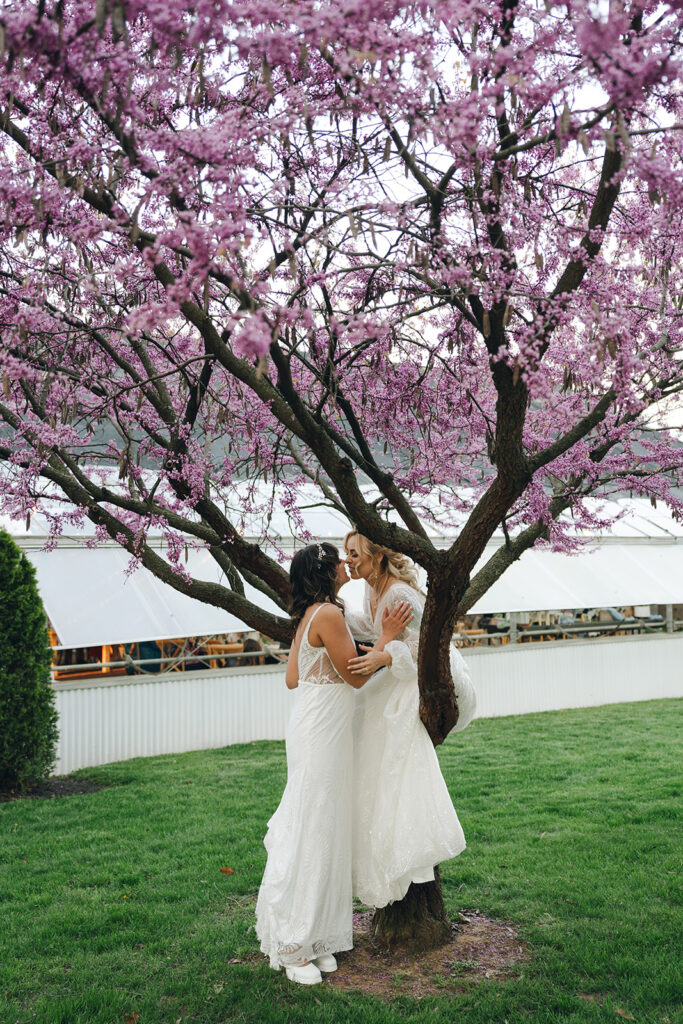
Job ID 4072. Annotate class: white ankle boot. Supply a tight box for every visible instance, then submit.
[285,962,323,985]
[312,953,337,973]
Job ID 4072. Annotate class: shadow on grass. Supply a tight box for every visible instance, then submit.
[0,774,108,803]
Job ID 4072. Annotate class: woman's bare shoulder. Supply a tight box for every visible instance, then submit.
[314,602,346,623]
[310,603,350,648]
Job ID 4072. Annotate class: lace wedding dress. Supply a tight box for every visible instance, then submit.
[255,605,355,968]
[347,582,476,908]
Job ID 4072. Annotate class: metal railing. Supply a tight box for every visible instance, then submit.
[51,648,288,678]
[51,615,682,679]
[455,616,680,647]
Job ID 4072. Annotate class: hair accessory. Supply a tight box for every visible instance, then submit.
[316,543,324,566]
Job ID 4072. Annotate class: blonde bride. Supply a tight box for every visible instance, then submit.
[344,531,476,909]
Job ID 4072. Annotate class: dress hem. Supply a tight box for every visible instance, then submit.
[258,932,354,970]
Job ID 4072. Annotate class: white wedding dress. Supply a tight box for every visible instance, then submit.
[255,605,355,968]
[347,582,476,908]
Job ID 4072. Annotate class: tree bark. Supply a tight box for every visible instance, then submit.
[418,571,468,746]
[371,868,451,952]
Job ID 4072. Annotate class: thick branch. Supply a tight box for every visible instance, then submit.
[0,442,293,639]
[459,500,568,612]
[551,144,623,301]
[529,388,617,473]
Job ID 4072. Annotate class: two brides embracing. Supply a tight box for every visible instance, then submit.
[255,532,477,985]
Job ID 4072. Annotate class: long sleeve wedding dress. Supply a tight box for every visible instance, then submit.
[346,583,476,908]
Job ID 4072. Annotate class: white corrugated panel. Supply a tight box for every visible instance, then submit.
[53,634,683,773]
[54,665,296,774]
[465,633,683,717]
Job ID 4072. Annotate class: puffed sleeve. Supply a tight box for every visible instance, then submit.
[382,588,477,727]
[449,645,477,731]
[382,585,423,682]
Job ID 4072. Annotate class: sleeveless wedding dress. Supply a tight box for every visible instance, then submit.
[347,582,476,908]
[255,605,355,968]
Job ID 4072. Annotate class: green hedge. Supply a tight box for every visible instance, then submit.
[0,529,58,790]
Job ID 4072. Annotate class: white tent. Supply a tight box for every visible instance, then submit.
[25,546,284,648]
[3,492,681,646]
[467,541,683,614]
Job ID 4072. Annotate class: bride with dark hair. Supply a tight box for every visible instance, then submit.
[255,542,412,986]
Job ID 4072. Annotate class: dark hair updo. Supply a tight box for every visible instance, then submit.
[289,542,344,630]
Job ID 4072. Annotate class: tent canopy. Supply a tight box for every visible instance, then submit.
[467,542,682,614]
[23,538,682,647]
[2,491,680,646]
[26,547,283,648]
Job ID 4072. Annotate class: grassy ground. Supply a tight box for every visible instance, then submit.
[1,699,680,1024]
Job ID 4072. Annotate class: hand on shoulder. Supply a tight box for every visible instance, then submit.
[380,601,413,639]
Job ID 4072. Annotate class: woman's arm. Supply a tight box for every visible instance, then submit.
[285,633,300,689]
[347,601,414,675]
[311,605,376,689]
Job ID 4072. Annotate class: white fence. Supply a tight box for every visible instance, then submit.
[53,633,683,774]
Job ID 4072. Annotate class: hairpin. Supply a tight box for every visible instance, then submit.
[316,542,324,566]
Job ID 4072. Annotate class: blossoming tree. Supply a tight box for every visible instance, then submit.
[1,0,682,947]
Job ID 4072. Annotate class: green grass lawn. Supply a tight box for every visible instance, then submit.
[1,699,681,1024]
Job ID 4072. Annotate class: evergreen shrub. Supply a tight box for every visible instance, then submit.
[0,529,58,790]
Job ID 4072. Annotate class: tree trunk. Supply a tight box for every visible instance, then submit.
[371,867,451,952]
[418,573,467,746]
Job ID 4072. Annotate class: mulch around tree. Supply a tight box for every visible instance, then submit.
[0,774,105,803]
[325,909,528,1001]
